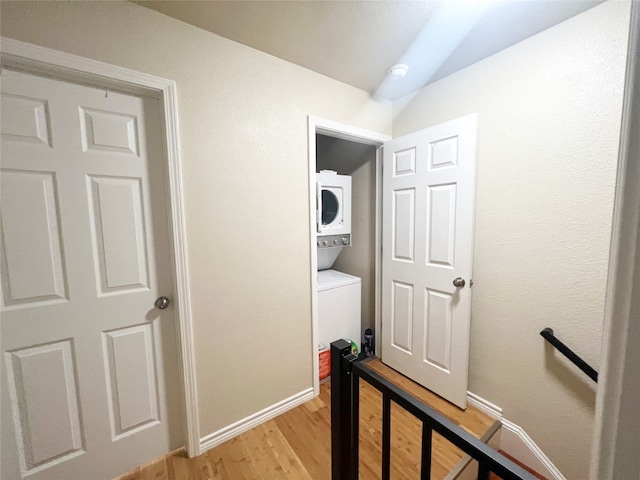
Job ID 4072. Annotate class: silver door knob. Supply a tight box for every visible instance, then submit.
[453,277,465,288]
[155,296,170,309]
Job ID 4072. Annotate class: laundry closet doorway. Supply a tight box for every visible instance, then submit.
[308,115,478,409]
[308,117,388,397]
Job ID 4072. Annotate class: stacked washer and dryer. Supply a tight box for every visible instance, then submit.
[316,171,361,359]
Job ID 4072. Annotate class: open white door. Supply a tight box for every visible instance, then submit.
[1,70,181,479]
[381,114,477,408]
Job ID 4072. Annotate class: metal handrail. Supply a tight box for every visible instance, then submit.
[540,327,598,382]
[330,339,537,480]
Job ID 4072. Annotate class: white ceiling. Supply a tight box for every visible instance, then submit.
[136,0,601,101]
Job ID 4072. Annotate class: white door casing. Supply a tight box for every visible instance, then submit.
[381,114,477,408]
[308,116,391,395]
[1,70,182,479]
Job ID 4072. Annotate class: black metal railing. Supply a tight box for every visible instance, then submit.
[540,327,598,382]
[330,339,537,480]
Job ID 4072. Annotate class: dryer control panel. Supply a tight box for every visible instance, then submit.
[317,234,351,249]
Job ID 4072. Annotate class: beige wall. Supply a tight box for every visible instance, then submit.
[2,1,631,475]
[393,2,630,477]
[0,1,392,437]
[316,136,377,334]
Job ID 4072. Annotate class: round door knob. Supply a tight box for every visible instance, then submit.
[453,277,465,288]
[155,296,170,309]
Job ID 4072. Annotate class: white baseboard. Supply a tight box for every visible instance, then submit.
[199,387,314,453]
[500,419,566,480]
[466,391,565,480]
[467,391,503,420]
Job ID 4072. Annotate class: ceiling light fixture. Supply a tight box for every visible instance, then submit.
[389,64,409,79]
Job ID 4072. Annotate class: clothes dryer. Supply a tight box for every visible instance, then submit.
[317,171,351,270]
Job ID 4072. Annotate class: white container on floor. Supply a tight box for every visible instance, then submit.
[317,269,361,351]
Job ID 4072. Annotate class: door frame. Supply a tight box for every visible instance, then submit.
[307,116,390,395]
[0,38,201,457]
[591,2,640,477]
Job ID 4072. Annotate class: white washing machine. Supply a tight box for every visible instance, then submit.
[317,269,361,350]
[316,171,351,270]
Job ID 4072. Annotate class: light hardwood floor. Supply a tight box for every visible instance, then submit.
[117,359,496,480]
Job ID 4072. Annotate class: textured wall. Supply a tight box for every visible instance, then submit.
[3,1,631,476]
[0,1,392,438]
[393,2,630,478]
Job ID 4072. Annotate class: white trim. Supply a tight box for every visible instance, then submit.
[0,37,201,457]
[591,3,640,478]
[307,116,390,396]
[309,116,391,146]
[467,391,503,420]
[199,388,314,452]
[308,122,321,396]
[158,65,201,459]
[501,419,566,480]
[374,146,383,358]
[466,391,565,480]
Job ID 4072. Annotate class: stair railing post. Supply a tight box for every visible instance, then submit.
[331,339,357,480]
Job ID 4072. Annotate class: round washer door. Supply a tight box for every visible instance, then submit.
[321,189,340,226]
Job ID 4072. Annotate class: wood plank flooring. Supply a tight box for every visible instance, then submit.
[117,359,496,480]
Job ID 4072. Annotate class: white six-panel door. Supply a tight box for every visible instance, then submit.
[381,114,477,408]
[0,70,182,479]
